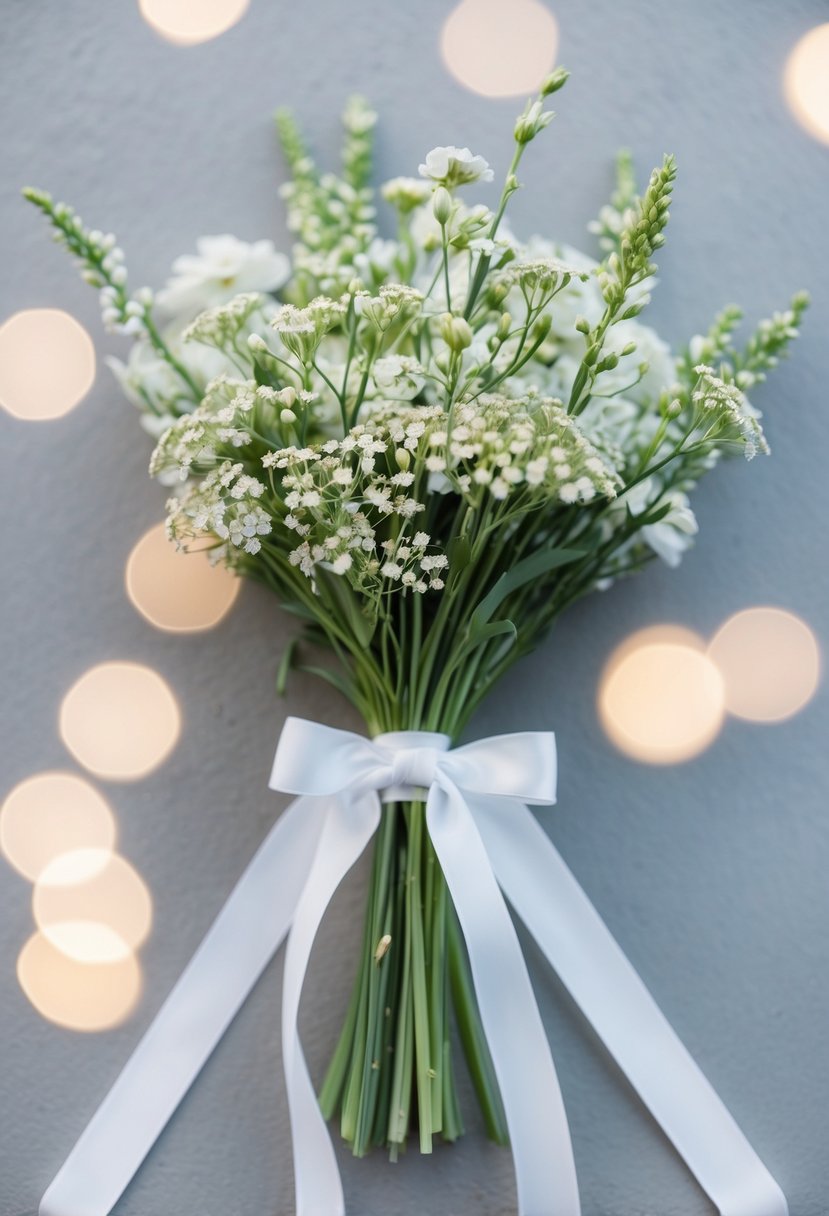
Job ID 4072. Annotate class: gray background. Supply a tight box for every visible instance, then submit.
[1,1,827,1213]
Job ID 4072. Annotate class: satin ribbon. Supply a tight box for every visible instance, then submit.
[39,717,788,1216]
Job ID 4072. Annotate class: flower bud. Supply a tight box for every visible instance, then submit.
[432,185,452,226]
[439,312,473,352]
[395,448,411,471]
[541,67,570,96]
[575,315,591,335]
[247,333,268,352]
[487,281,510,306]
[279,386,298,407]
[280,408,297,425]
[497,312,512,340]
[514,100,553,144]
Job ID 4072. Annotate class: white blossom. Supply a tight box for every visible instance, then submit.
[157,235,290,323]
[418,146,494,187]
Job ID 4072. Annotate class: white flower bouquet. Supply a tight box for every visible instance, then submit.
[27,72,805,1215]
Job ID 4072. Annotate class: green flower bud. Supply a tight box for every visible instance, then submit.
[540,67,570,96]
[497,312,512,340]
[432,185,452,226]
[575,315,591,335]
[514,100,553,144]
[395,448,411,471]
[439,312,473,352]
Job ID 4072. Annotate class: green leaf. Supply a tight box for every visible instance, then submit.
[448,533,472,573]
[279,600,319,623]
[457,617,517,665]
[298,664,357,704]
[469,547,584,634]
[315,566,377,648]
[275,636,300,696]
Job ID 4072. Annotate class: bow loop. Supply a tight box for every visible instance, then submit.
[271,717,557,809]
[443,731,558,806]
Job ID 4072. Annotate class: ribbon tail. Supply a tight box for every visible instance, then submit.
[426,779,581,1216]
[281,793,381,1216]
[39,795,328,1216]
[472,797,789,1216]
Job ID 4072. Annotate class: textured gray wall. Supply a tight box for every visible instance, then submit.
[1,1,828,1213]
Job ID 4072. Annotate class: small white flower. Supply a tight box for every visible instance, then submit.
[331,552,353,574]
[418,146,494,187]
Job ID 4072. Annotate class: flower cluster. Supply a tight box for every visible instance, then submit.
[26,82,807,696]
[691,365,769,459]
[166,459,272,558]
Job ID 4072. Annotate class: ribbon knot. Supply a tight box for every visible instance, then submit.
[388,744,439,789]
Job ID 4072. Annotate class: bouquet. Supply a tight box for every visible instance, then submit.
[27,70,804,1215]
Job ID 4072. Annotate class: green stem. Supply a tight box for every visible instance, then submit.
[448,908,509,1144]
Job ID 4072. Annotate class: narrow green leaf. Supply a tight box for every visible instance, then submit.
[315,566,377,648]
[275,635,300,696]
[470,547,584,633]
[297,664,356,704]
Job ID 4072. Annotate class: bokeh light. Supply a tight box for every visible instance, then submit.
[59,661,181,780]
[708,607,820,722]
[138,0,250,45]
[784,24,829,145]
[17,932,142,1032]
[126,522,239,632]
[34,849,152,963]
[441,0,559,98]
[0,308,95,421]
[0,772,116,882]
[599,626,726,764]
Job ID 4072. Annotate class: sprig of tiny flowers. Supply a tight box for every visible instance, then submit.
[22,187,202,407]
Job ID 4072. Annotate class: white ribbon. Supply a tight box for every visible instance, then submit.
[39,717,788,1216]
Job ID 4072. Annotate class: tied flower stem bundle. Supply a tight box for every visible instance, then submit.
[24,69,807,1159]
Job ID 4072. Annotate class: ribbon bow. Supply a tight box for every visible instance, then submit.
[39,718,788,1216]
[271,719,576,1216]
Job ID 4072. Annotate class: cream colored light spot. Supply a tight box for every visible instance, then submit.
[0,309,95,420]
[784,24,829,145]
[139,0,250,45]
[17,932,142,1032]
[708,607,820,722]
[599,626,725,764]
[126,522,239,632]
[441,0,559,98]
[60,662,180,780]
[0,772,116,882]
[34,849,152,963]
